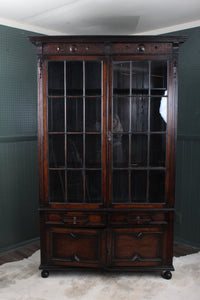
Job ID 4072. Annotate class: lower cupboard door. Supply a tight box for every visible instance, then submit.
[46,228,106,267]
[110,228,166,267]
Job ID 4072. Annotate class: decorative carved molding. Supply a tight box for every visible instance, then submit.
[38,58,43,79]
[172,60,177,78]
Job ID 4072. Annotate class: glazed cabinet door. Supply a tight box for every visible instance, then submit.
[110,60,168,205]
[46,59,107,206]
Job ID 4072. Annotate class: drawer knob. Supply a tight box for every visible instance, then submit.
[131,253,141,262]
[69,232,79,239]
[136,232,143,239]
[73,254,80,262]
[73,216,77,225]
[137,44,145,52]
[69,45,78,52]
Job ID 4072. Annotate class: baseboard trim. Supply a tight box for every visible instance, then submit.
[174,237,200,250]
[0,237,40,255]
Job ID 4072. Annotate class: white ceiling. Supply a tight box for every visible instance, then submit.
[0,0,200,35]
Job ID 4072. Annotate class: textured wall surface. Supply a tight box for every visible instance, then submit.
[174,26,200,248]
[0,25,39,252]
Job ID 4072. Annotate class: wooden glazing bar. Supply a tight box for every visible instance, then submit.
[64,61,68,203]
[129,61,132,203]
[83,60,86,203]
[146,60,151,203]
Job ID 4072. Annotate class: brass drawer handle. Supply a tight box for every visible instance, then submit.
[62,215,89,225]
[125,216,151,224]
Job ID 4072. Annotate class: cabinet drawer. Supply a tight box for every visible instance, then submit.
[45,212,106,227]
[46,227,106,267]
[43,43,105,55]
[110,212,167,226]
[110,227,165,267]
[112,42,172,54]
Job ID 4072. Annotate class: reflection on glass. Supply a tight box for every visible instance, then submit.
[48,61,64,96]
[149,170,165,202]
[131,97,148,132]
[85,171,102,203]
[113,171,129,203]
[85,97,101,132]
[85,135,101,168]
[113,62,130,95]
[150,134,166,167]
[113,134,129,167]
[67,135,83,168]
[113,98,129,132]
[151,61,167,93]
[131,134,147,167]
[49,134,65,168]
[49,170,65,202]
[131,171,147,202]
[66,61,83,95]
[151,97,167,131]
[67,97,83,132]
[132,61,149,94]
[48,98,64,132]
[159,90,167,123]
[67,171,83,203]
[85,61,101,95]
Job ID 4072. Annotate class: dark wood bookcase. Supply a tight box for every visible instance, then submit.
[30,35,187,279]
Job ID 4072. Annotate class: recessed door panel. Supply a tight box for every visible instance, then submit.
[110,228,164,267]
[47,228,106,267]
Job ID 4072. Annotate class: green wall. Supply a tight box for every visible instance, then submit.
[173,26,200,248]
[0,24,199,253]
[0,25,39,252]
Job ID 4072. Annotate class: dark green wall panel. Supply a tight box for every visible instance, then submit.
[0,139,39,250]
[173,27,200,248]
[175,138,200,247]
[0,25,39,252]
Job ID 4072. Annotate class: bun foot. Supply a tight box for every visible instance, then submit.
[161,270,172,280]
[41,270,49,278]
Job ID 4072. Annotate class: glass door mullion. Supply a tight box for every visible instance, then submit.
[83,60,86,203]
[64,61,68,203]
[128,61,132,203]
[146,60,151,203]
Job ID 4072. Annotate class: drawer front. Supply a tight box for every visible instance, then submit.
[46,227,106,267]
[112,42,172,54]
[43,43,105,56]
[110,212,168,226]
[45,212,106,227]
[110,227,166,267]
[42,42,173,56]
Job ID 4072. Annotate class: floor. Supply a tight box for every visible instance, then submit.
[0,242,199,266]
